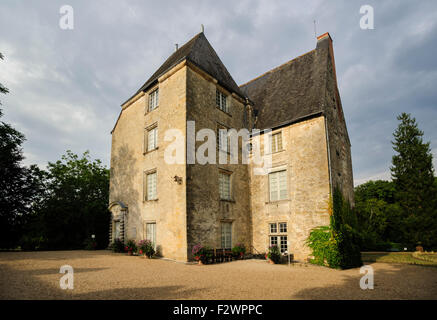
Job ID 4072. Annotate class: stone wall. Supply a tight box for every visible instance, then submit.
[249,116,331,261]
[110,63,188,261]
[186,66,252,259]
[323,47,355,205]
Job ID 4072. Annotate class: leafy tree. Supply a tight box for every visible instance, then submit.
[27,151,110,249]
[390,113,437,248]
[354,180,401,249]
[0,53,46,248]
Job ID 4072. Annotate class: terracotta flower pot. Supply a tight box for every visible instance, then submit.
[128,250,133,256]
[268,258,275,264]
[416,245,424,252]
[198,260,204,265]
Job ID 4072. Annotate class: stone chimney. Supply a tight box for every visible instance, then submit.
[316,32,337,84]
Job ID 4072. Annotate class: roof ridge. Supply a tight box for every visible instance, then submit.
[239,49,316,88]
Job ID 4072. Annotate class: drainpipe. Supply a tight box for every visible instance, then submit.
[324,116,333,196]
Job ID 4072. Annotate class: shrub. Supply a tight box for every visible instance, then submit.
[231,243,246,258]
[125,239,137,253]
[306,226,340,267]
[109,238,124,253]
[138,239,155,258]
[267,245,281,264]
[192,244,213,263]
[19,235,47,251]
[83,238,97,250]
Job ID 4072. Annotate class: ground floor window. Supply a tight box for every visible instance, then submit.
[280,236,288,253]
[145,222,156,247]
[269,222,288,253]
[114,221,121,240]
[221,222,232,248]
[269,236,287,253]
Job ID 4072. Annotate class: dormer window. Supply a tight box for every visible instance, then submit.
[148,88,159,112]
[216,89,229,113]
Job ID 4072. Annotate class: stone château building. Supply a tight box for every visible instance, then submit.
[108,31,354,261]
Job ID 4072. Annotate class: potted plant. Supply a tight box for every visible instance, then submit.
[109,238,124,253]
[138,239,155,258]
[192,244,212,265]
[125,239,137,256]
[416,242,424,252]
[267,245,281,264]
[232,243,246,259]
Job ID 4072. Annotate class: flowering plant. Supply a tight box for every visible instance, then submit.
[138,239,155,258]
[125,239,137,253]
[192,244,212,263]
[231,243,246,258]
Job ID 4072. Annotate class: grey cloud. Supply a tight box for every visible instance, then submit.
[0,0,436,186]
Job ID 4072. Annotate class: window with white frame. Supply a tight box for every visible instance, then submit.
[219,171,231,200]
[145,222,156,247]
[217,125,229,152]
[145,171,157,200]
[216,89,228,113]
[221,222,232,248]
[269,222,288,253]
[148,88,159,111]
[147,126,158,151]
[269,170,287,201]
[280,236,288,253]
[114,221,121,240]
[270,132,283,153]
[269,235,278,247]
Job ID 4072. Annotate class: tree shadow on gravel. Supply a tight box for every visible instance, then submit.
[292,262,437,300]
[0,250,113,262]
[0,263,204,300]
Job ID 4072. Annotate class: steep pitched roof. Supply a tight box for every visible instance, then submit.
[240,36,331,130]
[129,32,244,102]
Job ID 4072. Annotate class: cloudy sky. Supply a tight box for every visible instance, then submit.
[0,0,436,185]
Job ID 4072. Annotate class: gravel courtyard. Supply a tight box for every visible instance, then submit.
[1,250,436,300]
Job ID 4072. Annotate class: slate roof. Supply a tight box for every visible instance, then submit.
[240,37,331,130]
[130,32,245,102]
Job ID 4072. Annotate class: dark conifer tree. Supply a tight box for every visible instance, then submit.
[390,113,437,248]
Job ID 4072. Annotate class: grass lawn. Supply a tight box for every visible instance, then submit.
[362,252,437,267]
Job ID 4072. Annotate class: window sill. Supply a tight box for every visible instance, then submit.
[146,106,159,114]
[266,149,285,155]
[216,106,232,117]
[143,147,159,155]
[220,198,235,203]
[265,199,290,204]
[217,148,233,155]
[144,199,159,202]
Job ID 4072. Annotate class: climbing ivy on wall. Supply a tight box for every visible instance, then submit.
[307,186,362,269]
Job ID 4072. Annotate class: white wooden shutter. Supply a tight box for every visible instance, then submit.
[221,223,232,248]
[269,172,278,201]
[147,128,157,151]
[146,223,156,246]
[147,172,157,200]
[279,170,287,200]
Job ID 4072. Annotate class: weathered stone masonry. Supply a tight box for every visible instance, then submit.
[109,31,354,262]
